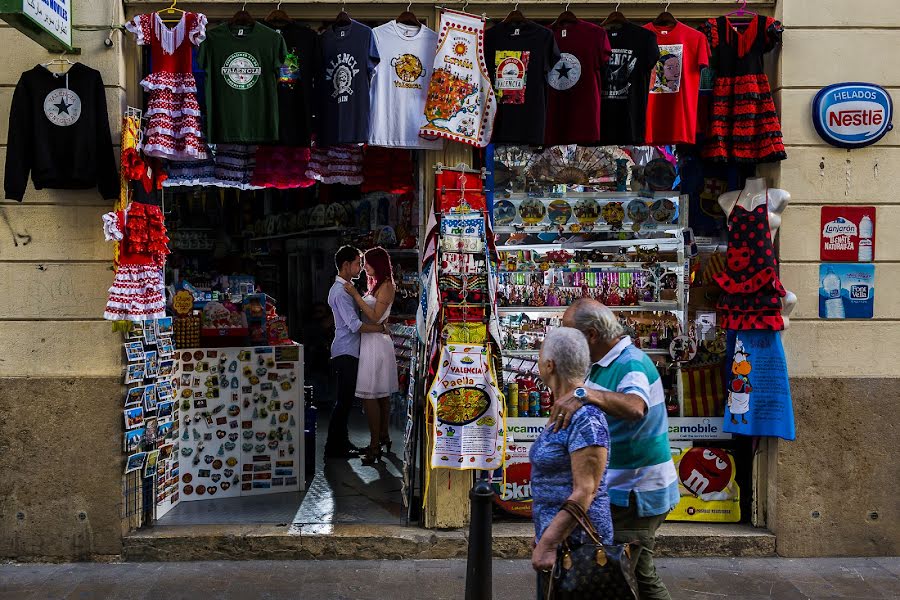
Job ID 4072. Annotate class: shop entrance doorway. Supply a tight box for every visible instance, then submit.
[139,177,424,529]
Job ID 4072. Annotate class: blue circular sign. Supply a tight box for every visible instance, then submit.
[812,83,893,149]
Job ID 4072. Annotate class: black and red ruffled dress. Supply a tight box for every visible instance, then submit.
[102,202,169,321]
[713,192,786,330]
[699,16,786,163]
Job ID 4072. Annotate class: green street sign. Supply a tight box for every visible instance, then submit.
[0,0,74,53]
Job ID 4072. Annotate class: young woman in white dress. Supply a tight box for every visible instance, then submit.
[344,247,400,464]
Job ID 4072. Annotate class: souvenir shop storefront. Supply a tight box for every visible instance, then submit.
[4,0,794,535]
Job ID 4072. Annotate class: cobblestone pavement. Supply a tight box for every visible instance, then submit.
[1,557,898,599]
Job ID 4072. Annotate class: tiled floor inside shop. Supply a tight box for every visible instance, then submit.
[157,402,407,527]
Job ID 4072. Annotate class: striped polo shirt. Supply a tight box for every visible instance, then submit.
[584,337,679,517]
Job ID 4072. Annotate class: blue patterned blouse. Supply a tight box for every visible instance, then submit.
[529,405,613,545]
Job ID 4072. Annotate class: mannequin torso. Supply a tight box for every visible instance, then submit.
[717,177,797,326]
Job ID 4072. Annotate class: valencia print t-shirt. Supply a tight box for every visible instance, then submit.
[316,20,380,145]
[545,19,611,146]
[600,22,659,145]
[369,21,442,149]
[198,22,287,143]
[485,20,560,146]
[643,21,710,145]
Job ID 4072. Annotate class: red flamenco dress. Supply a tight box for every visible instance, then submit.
[102,203,169,321]
[126,12,208,160]
[700,16,786,163]
[712,193,786,331]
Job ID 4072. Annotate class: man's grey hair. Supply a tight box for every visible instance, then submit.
[569,299,625,342]
[541,327,591,383]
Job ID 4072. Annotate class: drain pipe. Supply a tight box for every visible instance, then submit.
[464,474,494,600]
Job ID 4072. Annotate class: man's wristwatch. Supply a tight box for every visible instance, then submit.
[573,387,588,403]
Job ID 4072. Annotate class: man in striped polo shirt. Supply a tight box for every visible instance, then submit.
[551,298,679,600]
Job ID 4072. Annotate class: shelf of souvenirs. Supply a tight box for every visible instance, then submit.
[495,191,682,201]
[493,223,681,235]
[497,237,685,253]
[496,304,681,314]
[498,263,683,273]
[501,347,673,359]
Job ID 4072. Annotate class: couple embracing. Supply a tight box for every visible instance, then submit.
[325,246,400,465]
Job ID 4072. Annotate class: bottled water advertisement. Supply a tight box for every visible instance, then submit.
[820,206,876,262]
[819,263,875,319]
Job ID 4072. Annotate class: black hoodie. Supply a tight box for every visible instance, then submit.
[4,63,118,201]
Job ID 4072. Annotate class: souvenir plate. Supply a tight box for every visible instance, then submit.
[519,198,546,225]
[493,200,517,225]
[548,199,572,225]
[573,198,600,225]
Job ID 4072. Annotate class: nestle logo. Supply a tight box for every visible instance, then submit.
[813,83,893,149]
[828,108,884,128]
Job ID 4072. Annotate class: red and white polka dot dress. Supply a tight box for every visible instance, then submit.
[126,12,208,161]
[712,191,786,331]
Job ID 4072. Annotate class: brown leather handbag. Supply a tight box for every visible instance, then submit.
[545,500,641,600]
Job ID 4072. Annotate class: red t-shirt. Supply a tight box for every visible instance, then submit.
[643,21,710,145]
[545,20,611,146]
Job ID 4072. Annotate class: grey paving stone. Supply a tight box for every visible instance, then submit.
[1,557,898,600]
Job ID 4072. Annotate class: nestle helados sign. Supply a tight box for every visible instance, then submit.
[812,83,893,148]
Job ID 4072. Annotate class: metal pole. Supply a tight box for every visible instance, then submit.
[464,474,494,600]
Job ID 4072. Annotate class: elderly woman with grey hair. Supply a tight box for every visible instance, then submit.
[529,327,613,598]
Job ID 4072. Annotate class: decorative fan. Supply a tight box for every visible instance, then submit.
[529,145,626,185]
[493,146,542,191]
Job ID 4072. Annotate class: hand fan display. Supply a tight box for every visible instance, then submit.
[493,146,542,193]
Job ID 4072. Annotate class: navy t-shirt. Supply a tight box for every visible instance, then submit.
[316,20,380,145]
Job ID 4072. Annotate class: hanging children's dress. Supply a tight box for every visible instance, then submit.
[126,12,208,160]
[102,202,169,321]
[712,189,786,331]
[419,9,496,147]
[699,16,786,163]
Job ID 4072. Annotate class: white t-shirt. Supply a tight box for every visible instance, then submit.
[369,21,444,149]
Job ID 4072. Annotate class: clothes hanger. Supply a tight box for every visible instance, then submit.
[502,2,526,24]
[266,1,291,26]
[334,1,351,27]
[723,0,757,28]
[653,2,677,27]
[230,1,255,26]
[600,2,627,27]
[42,50,75,67]
[159,0,185,23]
[396,1,421,26]
[725,0,758,18]
[42,50,76,73]
[553,1,578,26]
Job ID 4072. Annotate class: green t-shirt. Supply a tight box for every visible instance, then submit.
[199,22,287,143]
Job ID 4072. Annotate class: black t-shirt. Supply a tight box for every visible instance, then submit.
[484,20,560,146]
[266,20,319,146]
[600,22,659,145]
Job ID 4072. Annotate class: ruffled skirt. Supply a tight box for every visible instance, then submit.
[142,72,208,161]
[104,263,166,322]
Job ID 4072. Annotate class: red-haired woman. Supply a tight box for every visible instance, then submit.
[343,247,400,464]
